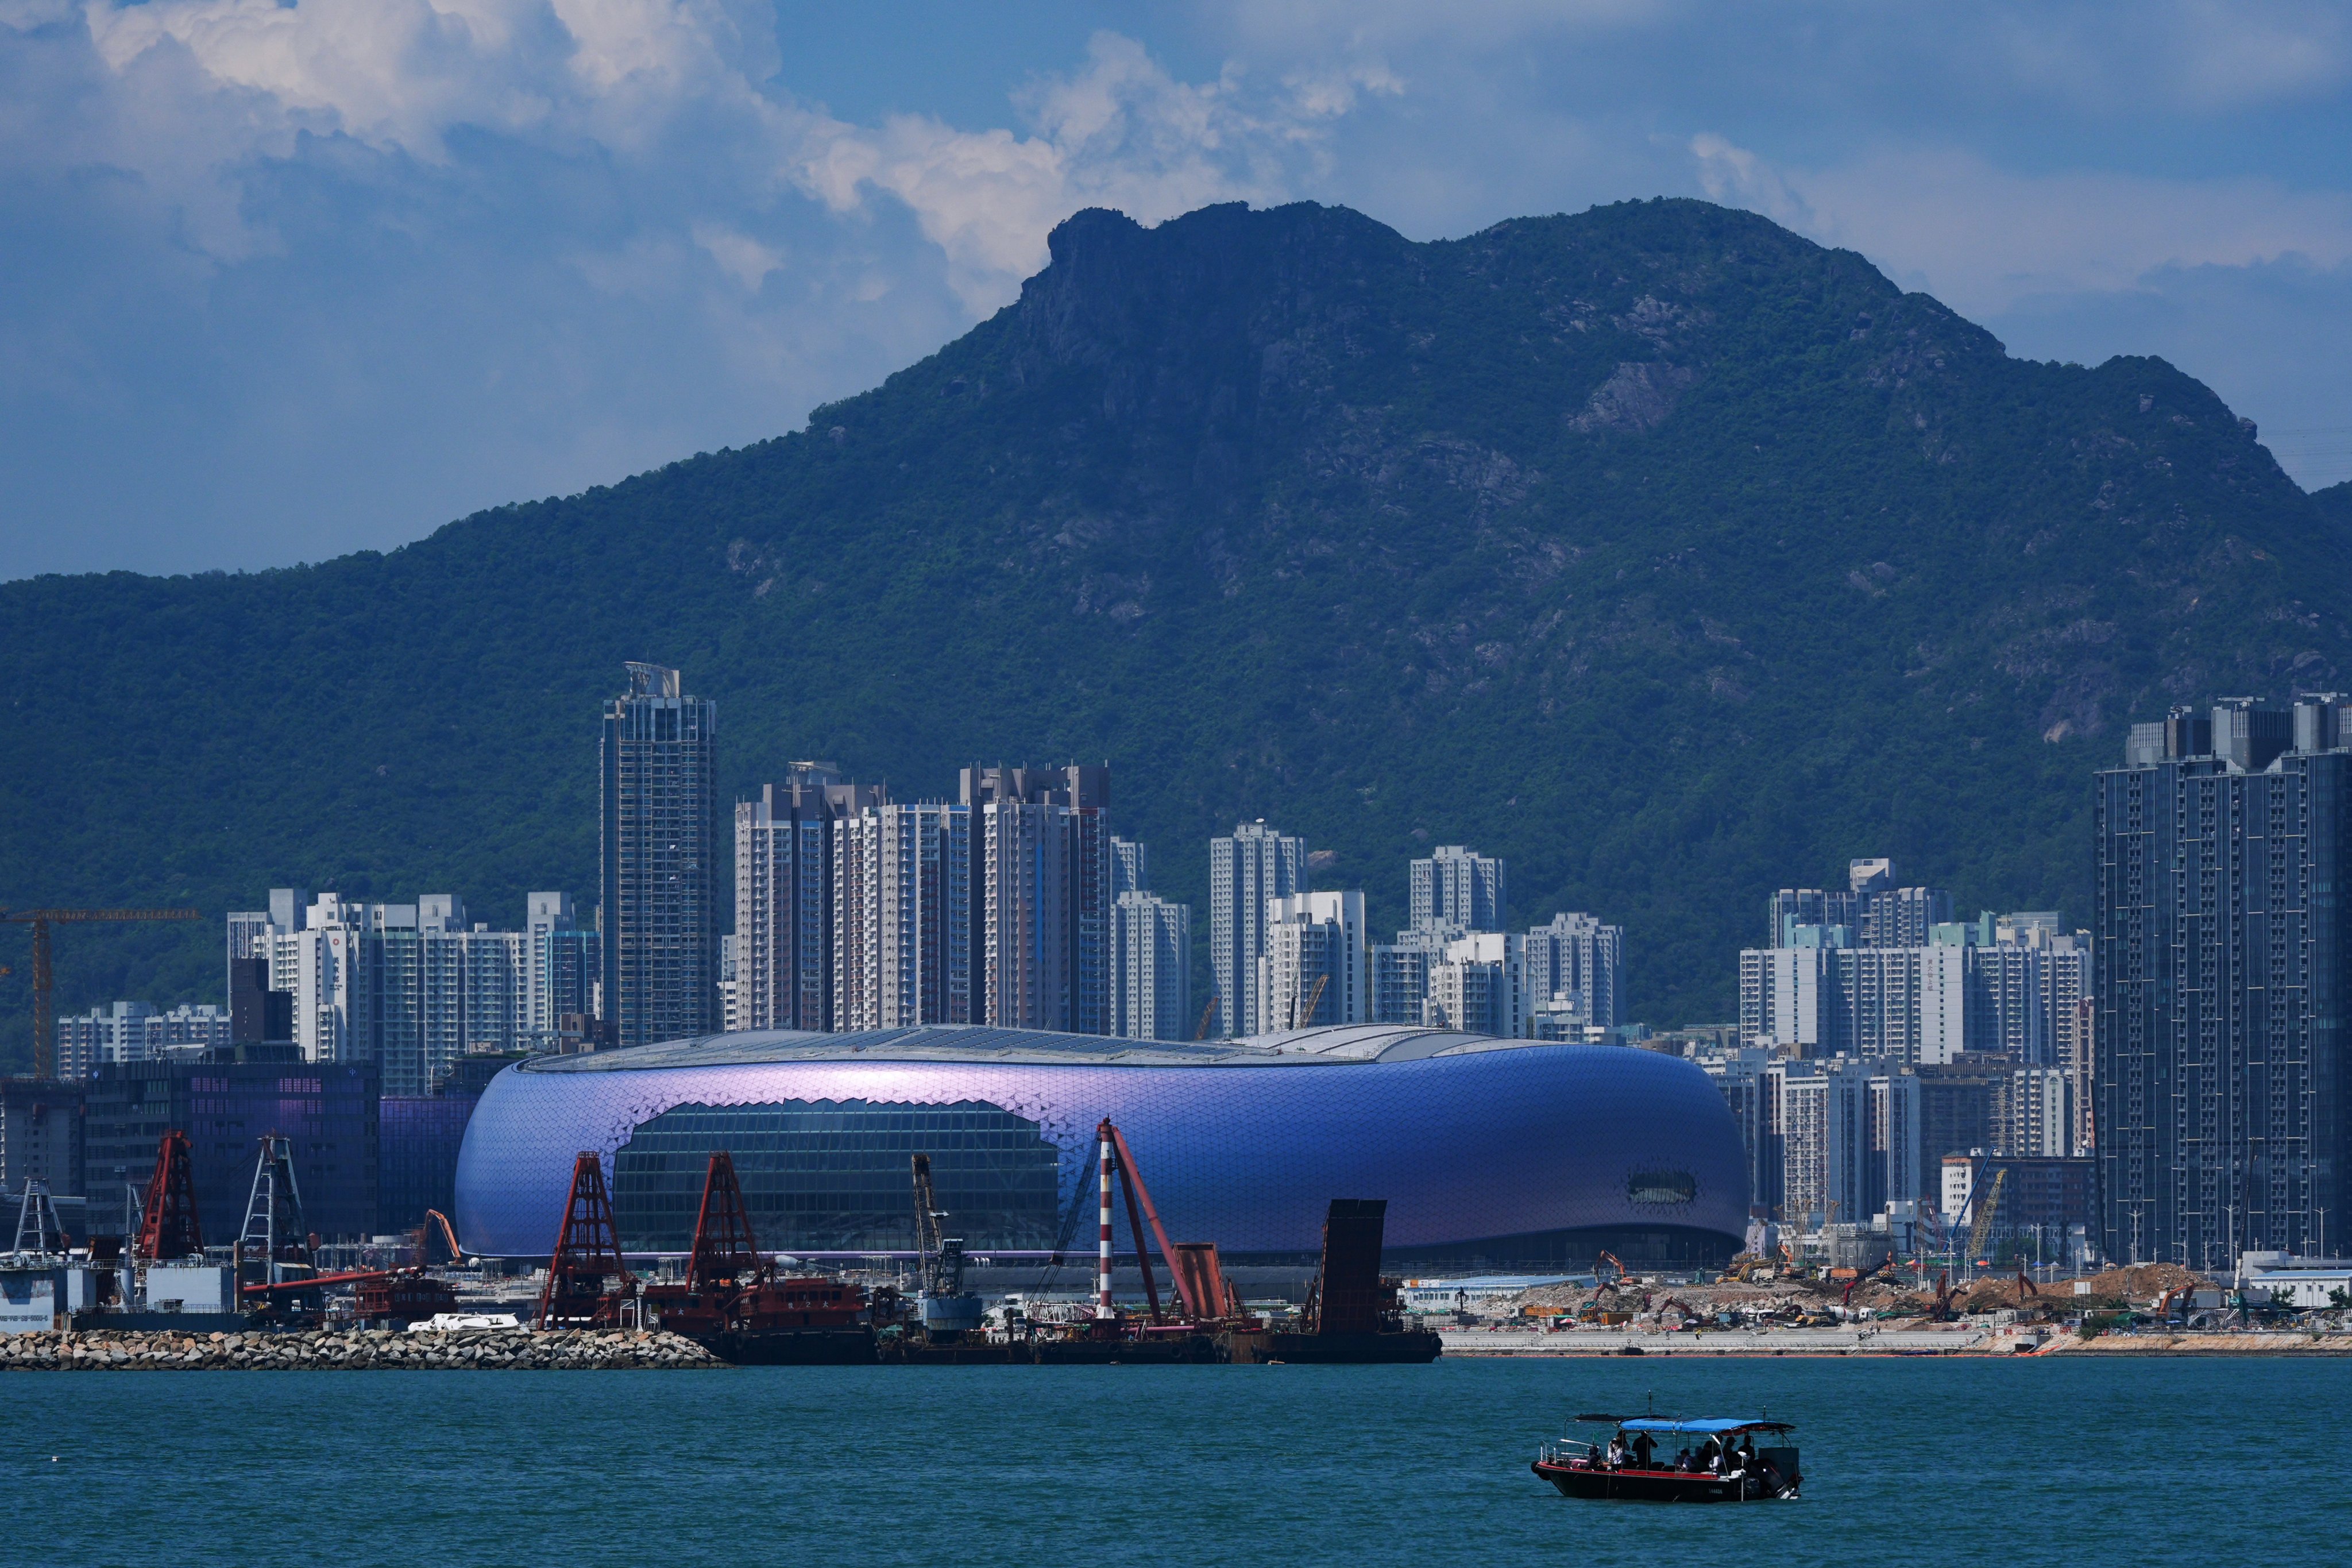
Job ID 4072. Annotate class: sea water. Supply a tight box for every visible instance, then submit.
[5,1356,2342,1565]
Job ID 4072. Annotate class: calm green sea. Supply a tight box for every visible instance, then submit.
[6,1357,2341,1565]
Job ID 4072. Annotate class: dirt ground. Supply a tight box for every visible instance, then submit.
[1496,1258,2214,1326]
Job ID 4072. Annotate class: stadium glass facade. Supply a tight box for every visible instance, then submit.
[610,1100,1060,1253]
[454,1024,1750,1269]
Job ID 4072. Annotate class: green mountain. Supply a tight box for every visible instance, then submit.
[3,196,2346,1068]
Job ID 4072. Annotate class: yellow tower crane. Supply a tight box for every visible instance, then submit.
[2,907,203,1079]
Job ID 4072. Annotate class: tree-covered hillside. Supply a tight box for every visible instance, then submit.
[3,196,2347,1068]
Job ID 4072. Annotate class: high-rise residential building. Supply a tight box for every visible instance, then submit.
[2095,695,2352,1266]
[1111,891,1191,1041]
[1859,886,1955,948]
[1110,837,1148,901]
[1776,1059,1924,1230]
[1423,932,1525,1038]
[1410,844,1506,935]
[55,1001,233,1079]
[1967,918,2088,1067]
[964,766,1111,1034]
[601,661,718,1050]
[1208,821,1307,1037]
[1369,934,1438,1025]
[1258,891,1369,1031]
[1766,886,1857,948]
[524,892,599,1047]
[1766,860,1949,949]
[415,895,524,1077]
[1525,912,1625,1029]
[1701,1048,1782,1216]
[1742,903,2080,1069]
[2005,1065,2073,1159]
[226,888,310,1008]
[833,802,972,1030]
[734,767,883,1034]
[249,891,539,1094]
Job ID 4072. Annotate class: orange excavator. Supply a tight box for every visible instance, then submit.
[419,1210,464,1266]
[1596,1250,1629,1287]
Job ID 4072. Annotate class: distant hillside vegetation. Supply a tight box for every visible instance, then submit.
[4,196,2348,1067]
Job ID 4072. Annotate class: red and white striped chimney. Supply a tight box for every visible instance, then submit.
[1096,1119,1115,1319]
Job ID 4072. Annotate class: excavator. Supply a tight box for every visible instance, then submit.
[1595,1249,1629,1287]
[418,1210,465,1267]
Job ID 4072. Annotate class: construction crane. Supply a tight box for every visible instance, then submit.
[1194,994,1219,1041]
[1967,1167,2009,1264]
[910,1153,945,1291]
[2,906,202,1079]
[1289,972,1330,1030]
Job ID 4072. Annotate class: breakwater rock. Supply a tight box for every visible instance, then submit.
[0,1327,725,1370]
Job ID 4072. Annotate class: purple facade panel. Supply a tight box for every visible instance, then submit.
[454,1040,1747,1261]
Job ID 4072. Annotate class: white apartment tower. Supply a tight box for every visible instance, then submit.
[735,767,883,1033]
[1525,911,1625,1029]
[1410,845,1506,935]
[964,766,1111,1035]
[1258,891,1369,1032]
[1111,891,1191,1041]
[832,803,971,1030]
[1208,821,1308,1037]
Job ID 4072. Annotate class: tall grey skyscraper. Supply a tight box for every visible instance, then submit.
[964,766,1111,1034]
[1112,891,1191,1040]
[1409,845,1506,934]
[1526,912,1625,1029]
[601,662,717,1049]
[1208,820,1308,1037]
[833,802,971,1030]
[2095,696,2352,1268]
[735,764,884,1033]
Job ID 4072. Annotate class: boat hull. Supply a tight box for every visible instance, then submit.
[1531,1460,1795,1503]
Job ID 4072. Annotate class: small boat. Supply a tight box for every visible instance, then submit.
[1532,1414,1801,1503]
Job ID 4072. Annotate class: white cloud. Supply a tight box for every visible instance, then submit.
[1691,134,2352,319]
[35,7,1358,314]
[692,221,784,292]
[798,33,1357,312]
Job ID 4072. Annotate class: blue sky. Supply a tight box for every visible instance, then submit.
[3,0,2349,578]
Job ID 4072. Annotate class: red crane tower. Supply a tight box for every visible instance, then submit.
[134,1129,204,1262]
[539,1152,630,1328]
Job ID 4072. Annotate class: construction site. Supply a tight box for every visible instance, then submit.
[2,1111,1442,1367]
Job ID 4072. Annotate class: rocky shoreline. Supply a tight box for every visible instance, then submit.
[1,1327,725,1371]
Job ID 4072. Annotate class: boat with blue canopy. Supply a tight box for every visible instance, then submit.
[1532,1412,1801,1503]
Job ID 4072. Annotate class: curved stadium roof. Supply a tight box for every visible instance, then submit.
[515,1022,1533,1072]
[458,1024,1751,1266]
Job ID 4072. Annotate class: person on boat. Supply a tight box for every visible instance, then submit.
[1604,1434,1627,1469]
[1628,1430,1656,1469]
[1735,1435,1756,1473]
[1697,1436,1723,1473]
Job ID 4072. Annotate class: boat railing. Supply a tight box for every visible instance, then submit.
[1539,1438,1598,1465]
